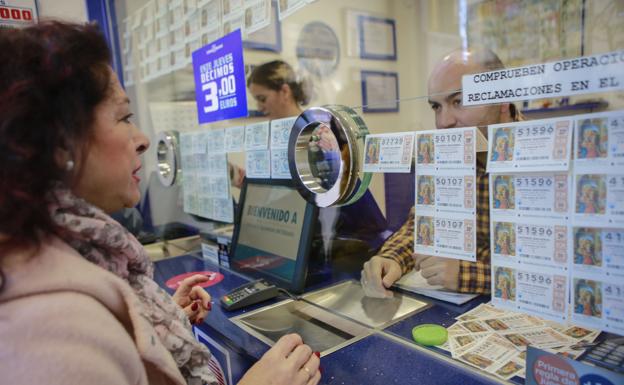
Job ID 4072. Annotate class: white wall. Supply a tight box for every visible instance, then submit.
[37,0,87,22]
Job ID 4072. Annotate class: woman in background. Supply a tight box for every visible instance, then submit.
[247,60,311,119]
[0,21,320,385]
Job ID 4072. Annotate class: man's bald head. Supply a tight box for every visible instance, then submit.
[427,48,513,130]
[428,48,504,93]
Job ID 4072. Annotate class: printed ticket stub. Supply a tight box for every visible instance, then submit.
[497,327,574,350]
[490,352,525,380]
[363,132,414,173]
[487,117,573,173]
[492,264,568,322]
[574,110,624,171]
[573,173,624,226]
[245,150,271,178]
[544,321,600,343]
[206,128,225,153]
[570,227,624,278]
[270,117,296,150]
[456,314,543,334]
[271,149,291,179]
[414,214,476,262]
[415,173,476,215]
[490,220,568,270]
[415,127,476,172]
[449,332,492,358]
[458,334,519,372]
[571,275,624,335]
[224,125,245,152]
[455,303,506,321]
[489,173,571,220]
[244,121,270,150]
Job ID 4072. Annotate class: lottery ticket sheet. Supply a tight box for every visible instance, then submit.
[245,149,271,178]
[363,132,414,173]
[486,116,573,173]
[179,131,233,222]
[244,121,270,150]
[570,110,624,334]
[488,117,575,322]
[224,125,245,152]
[414,127,478,262]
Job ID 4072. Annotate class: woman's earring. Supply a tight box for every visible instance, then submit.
[66,160,75,171]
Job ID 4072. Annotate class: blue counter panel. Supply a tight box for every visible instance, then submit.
[322,334,501,385]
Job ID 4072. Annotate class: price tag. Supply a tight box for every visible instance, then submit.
[192,29,248,123]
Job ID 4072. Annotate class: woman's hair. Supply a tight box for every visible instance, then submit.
[247,60,311,105]
[0,21,112,254]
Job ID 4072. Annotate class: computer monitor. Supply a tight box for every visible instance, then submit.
[229,178,318,293]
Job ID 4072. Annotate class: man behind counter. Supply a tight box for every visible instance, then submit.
[362,48,523,297]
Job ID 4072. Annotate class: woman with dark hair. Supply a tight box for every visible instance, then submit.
[0,22,320,385]
[247,60,311,119]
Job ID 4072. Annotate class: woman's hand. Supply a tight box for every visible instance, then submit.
[238,334,321,385]
[171,274,212,325]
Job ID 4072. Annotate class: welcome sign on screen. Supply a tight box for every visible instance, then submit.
[192,29,248,123]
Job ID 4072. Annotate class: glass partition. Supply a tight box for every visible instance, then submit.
[110,0,623,381]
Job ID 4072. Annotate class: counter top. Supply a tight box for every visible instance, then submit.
[154,254,505,385]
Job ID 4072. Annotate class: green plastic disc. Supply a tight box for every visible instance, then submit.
[411,324,448,346]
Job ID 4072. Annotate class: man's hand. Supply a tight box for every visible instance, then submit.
[361,256,402,298]
[412,254,460,291]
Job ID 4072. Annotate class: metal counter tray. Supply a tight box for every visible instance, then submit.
[231,280,429,354]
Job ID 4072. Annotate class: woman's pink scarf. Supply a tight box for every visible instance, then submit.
[48,185,221,385]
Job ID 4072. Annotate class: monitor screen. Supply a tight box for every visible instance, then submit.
[230,179,317,293]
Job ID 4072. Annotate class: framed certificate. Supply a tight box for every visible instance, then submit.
[361,70,399,113]
[358,15,397,60]
[243,0,282,52]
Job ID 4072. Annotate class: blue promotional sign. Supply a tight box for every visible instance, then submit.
[192,29,248,123]
[526,346,623,385]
